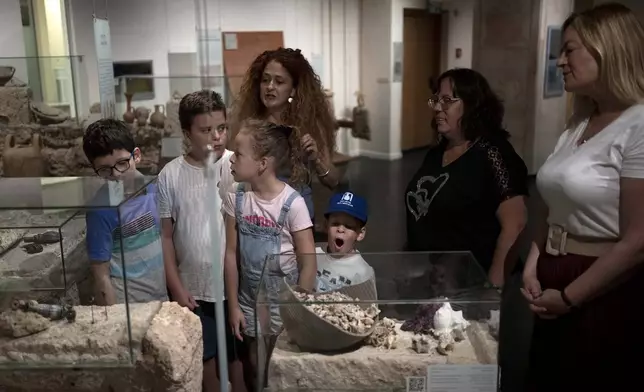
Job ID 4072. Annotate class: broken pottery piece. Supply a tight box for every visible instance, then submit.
[411,334,432,353]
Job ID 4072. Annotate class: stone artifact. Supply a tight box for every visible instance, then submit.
[30,101,70,125]
[21,243,43,254]
[0,309,50,338]
[12,299,76,323]
[24,230,61,245]
[365,316,398,349]
[0,66,16,86]
[123,92,135,124]
[2,133,46,177]
[294,291,379,334]
[0,302,203,392]
[430,302,470,356]
[135,106,150,126]
[401,301,442,334]
[487,309,500,339]
[149,104,166,128]
[269,316,498,391]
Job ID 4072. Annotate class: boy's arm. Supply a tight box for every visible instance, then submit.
[86,210,116,305]
[91,263,116,305]
[156,172,186,298]
[224,214,240,308]
[160,218,184,297]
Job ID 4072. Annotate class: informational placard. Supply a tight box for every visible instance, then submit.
[427,365,498,392]
[93,17,116,119]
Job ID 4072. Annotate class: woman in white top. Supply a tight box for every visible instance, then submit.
[522,4,644,391]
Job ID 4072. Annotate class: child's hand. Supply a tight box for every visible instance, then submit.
[172,288,198,310]
[229,306,246,341]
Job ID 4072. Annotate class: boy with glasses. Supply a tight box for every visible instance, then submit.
[83,119,168,305]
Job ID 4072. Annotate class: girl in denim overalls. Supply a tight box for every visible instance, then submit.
[223,119,317,391]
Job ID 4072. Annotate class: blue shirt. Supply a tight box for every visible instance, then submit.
[86,183,168,303]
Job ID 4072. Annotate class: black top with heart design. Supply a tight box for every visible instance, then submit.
[404,136,528,272]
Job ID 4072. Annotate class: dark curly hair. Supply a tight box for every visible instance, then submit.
[231,47,336,156]
[432,68,509,142]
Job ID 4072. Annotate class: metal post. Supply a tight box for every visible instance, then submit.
[205,145,229,392]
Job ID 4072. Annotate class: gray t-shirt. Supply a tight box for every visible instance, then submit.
[315,246,375,292]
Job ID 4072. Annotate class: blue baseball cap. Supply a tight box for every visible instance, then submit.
[324,192,368,223]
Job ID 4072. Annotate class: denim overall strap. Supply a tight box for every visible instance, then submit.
[235,186,303,337]
[276,190,300,227]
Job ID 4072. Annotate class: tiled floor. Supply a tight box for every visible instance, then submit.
[340,149,537,391]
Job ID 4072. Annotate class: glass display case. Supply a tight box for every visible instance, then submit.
[0,175,158,369]
[254,251,500,392]
[0,56,88,122]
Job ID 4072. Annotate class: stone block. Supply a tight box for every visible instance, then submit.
[0,86,31,125]
[0,301,203,392]
[267,321,497,391]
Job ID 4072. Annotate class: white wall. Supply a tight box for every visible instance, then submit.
[531,0,574,171]
[359,0,393,159]
[67,0,360,154]
[442,0,474,70]
[0,0,29,82]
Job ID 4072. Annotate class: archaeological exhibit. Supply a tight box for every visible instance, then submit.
[255,253,501,391]
[0,65,180,178]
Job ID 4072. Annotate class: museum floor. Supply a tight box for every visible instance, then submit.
[344,149,536,392]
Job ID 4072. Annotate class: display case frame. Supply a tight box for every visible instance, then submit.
[253,251,501,392]
[0,175,158,370]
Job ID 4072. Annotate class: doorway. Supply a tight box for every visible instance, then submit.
[401,9,442,151]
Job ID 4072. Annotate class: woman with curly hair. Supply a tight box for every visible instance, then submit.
[231,47,340,220]
[404,68,528,287]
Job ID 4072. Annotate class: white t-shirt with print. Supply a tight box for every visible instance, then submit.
[222,183,313,270]
[156,150,234,302]
[315,246,375,292]
[536,104,644,239]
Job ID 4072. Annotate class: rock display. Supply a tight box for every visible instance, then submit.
[0,83,171,177]
[0,301,203,392]
[268,320,497,391]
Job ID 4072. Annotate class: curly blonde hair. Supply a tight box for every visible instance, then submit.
[240,118,308,186]
[231,47,336,157]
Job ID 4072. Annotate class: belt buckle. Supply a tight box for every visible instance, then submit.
[546,225,568,256]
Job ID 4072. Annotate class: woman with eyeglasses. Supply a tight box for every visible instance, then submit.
[404,68,529,287]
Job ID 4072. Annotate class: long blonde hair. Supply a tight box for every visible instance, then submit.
[563,3,644,126]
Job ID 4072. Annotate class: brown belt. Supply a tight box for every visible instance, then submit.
[545,225,617,258]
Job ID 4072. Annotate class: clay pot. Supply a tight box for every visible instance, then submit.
[0,65,15,86]
[135,107,150,126]
[123,92,135,123]
[150,105,166,128]
[2,133,46,177]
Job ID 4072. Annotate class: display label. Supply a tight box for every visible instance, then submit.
[427,365,498,392]
[93,17,116,119]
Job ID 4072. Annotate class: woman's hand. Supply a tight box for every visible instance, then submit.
[301,134,319,161]
[171,287,198,310]
[521,286,570,319]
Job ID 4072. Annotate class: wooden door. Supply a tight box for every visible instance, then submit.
[401,10,442,151]
[221,31,284,100]
[472,0,540,163]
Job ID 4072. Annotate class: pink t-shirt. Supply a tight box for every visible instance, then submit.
[222,183,313,256]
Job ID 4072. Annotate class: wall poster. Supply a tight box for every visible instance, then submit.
[544,26,564,98]
[93,17,116,118]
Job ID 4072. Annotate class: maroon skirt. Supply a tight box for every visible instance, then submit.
[526,253,644,391]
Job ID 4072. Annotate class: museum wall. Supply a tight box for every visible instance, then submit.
[68,0,362,156]
[530,0,574,173]
[0,0,29,83]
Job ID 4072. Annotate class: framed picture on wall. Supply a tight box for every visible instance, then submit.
[544,26,564,98]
